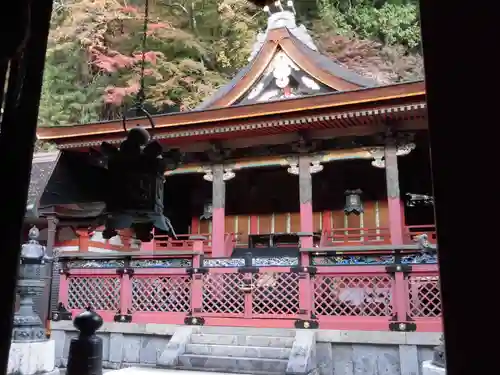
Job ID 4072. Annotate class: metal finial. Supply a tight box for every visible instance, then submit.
[29,226,39,240]
[286,0,296,14]
[263,5,272,15]
[274,0,284,11]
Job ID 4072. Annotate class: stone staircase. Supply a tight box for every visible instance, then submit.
[159,326,315,375]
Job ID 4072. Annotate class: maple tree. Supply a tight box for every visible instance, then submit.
[39,0,423,127]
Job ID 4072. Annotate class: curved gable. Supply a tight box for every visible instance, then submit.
[196,9,376,110]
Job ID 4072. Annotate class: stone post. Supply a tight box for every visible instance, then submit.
[8,226,59,375]
[66,308,104,375]
[431,335,446,368]
[422,335,446,374]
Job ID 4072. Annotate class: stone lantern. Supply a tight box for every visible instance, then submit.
[8,226,58,375]
[12,226,52,342]
[432,335,446,368]
[422,334,446,375]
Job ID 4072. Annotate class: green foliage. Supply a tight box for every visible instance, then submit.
[316,0,421,49]
[39,45,111,125]
[39,0,423,127]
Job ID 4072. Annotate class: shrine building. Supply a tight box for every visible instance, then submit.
[32,2,441,372]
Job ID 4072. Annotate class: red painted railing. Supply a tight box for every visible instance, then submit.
[58,225,437,253]
[148,233,213,252]
[321,227,392,246]
[319,225,437,247]
[56,247,442,332]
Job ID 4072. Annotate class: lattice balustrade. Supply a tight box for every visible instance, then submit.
[202,273,245,314]
[131,276,191,313]
[67,276,120,311]
[313,275,394,316]
[252,271,299,316]
[408,275,442,318]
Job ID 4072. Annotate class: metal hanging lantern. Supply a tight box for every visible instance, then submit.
[344,189,364,215]
[99,0,176,242]
[13,226,53,341]
[406,193,434,207]
[200,201,213,220]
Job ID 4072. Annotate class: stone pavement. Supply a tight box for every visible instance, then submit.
[108,368,248,375]
[59,367,248,375]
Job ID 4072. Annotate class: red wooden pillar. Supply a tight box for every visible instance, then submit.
[297,156,313,319]
[384,135,408,322]
[118,269,133,321]
[385,138,404,245]
[299,156,314,247]
[191,216,200,234]
[58,272,69,309]
[190,236,205,316]
[211,165,225,257]
[76,229,89,252]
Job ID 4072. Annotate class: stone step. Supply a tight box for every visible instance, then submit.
[178,354,288,374]
[198,326,296,337]
[190,334,294,348]
[185,343,291,360]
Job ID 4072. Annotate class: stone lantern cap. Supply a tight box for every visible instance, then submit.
[20,226,52,264]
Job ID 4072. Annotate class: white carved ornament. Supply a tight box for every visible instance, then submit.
[203,168,235,181]
[287,161,323,175]
[367,142,416,168]
[273,52,293,88]
[247,51,321,103]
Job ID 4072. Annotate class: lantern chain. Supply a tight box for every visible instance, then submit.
[135,0,150,112]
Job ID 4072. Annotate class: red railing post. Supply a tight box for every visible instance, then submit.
[392,266,409,322]
[190,236,205,316]
[298,233,313,320]
[58,268,69,308]
[118,267,133,320]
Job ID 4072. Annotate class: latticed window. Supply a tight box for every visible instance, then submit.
[68,276,120,311]
[313,275,394,316]
[131,276,191,313]
[408,275,442,317]
[202,273,245,314]
[252,272,299,315]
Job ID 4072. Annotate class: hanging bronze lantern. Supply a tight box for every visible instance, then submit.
[101,114,172,241]
[406,193,434,207]
[99,0,179,242]
[200,201,213,220]
[344,189,364,215]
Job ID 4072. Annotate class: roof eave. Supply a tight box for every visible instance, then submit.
[37,80,425,144]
